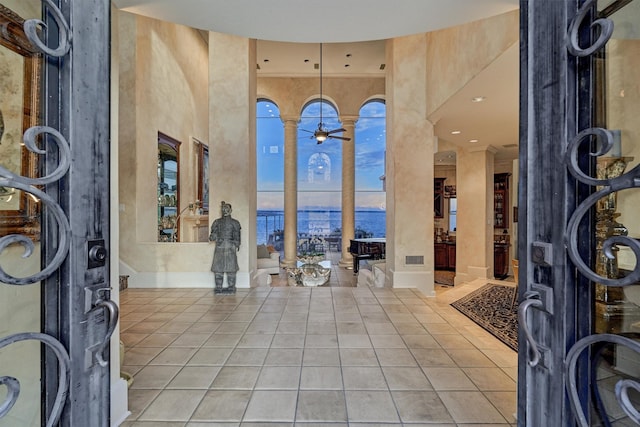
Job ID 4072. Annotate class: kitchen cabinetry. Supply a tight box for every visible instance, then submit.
[435,242,456,270]
[494,173,510,228]
[494,243,510,279]
[434,178,445,218]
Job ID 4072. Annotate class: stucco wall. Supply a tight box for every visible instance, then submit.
[426,10,519,116]
[117,12,211,283]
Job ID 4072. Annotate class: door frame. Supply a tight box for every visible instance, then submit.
[518,0,640,425]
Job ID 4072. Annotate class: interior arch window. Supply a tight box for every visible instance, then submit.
[355,99,386,238]
[298,100,342,238]
[256,99,284,248]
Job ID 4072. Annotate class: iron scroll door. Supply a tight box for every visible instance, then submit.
[518,0,640,425]
[0,0,115,426]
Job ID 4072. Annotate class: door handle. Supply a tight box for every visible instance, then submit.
[518,293,544,367]
[91,299,119,367]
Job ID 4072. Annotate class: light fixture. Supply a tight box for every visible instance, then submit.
[469,139,478,143]
[471,96,486,103]
[299,44,351,145]
[451,130,461,135]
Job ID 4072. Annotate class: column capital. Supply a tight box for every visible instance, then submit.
[281,115,300,124]
[340,115,359,125]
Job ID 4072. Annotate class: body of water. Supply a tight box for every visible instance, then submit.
[257,209,386,246]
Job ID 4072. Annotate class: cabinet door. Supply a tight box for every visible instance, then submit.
[434,243,447,269]
[447,244,456,270]
[494,245,508,279]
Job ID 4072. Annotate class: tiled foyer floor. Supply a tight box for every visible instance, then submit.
[119,259,517,427]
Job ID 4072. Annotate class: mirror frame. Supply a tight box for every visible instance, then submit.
[0,5,42,240]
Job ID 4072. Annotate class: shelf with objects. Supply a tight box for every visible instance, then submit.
[157,133,181,242]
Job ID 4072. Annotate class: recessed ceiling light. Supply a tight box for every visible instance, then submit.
[469,139,478,143]
[471,96,485,103]
[451,130,461,135]
[263,59,269,62]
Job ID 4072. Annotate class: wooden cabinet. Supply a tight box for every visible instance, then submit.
[435,242,456,270]
[494,243,510,279]
[494,173,510,228]
[435,243,448,269]
[447,244,456,270]
[434,178,445,218]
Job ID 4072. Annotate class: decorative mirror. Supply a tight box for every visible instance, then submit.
[0,5,42,239]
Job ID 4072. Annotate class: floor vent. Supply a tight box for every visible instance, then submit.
[405,255,424,265]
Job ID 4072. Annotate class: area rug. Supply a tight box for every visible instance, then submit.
[435,270,455,286]
[450,283,518,352]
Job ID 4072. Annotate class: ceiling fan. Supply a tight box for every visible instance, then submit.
[300,43,351,144]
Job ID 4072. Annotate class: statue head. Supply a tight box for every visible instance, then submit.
[221,201,232,216]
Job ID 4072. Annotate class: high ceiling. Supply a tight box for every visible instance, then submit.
[112,0,521,164]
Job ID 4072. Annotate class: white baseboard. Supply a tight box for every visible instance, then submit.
[110,378,130,426]
[128,271,250,288]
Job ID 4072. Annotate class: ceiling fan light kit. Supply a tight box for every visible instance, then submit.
[301,43,351,145]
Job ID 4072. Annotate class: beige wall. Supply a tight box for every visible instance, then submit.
[117,12,212,285]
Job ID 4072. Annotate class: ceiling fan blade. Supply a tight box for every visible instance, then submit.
[329,135,351,141]
[300,129,314,134]
[327,128,346,134]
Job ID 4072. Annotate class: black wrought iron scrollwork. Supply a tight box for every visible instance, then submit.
[0,333,70,427]
[567,0,614,57]
[23,0,71,57]
[0,125,71,285]
[566,334,640,427]
[0,376,20,418]
[565,127,640,287]
[0,180,70,285]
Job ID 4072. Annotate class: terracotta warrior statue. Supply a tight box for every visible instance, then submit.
[209,201,241,293]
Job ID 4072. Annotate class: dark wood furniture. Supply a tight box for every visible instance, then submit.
[434,242,456,271]
[349,238,386,274]
[494,243,510,279]
[434,178,445,218]
[494,173,510,228]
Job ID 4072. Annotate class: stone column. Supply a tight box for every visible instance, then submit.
[282,116,299,267]
[339,117,357,267]
[455,145,497,283]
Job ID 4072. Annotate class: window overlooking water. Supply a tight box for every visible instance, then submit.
[256,99,284,246]
[298,100,342,243]
[355,100,386,238]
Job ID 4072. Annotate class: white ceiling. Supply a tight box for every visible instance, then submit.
[112,0,521,164]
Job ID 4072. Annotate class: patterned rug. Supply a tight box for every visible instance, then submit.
[434,270,455,286]
[450,283,518,352]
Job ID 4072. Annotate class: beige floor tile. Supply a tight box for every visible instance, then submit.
[302,348,340,366]
[255,366,301,389]
[300,366,343,389]
[392,391,454,424]
[166,366,221,389]
[462,367,516,391]
[190,390,251,422]
[446,348,497,367]
[264,348,304,365]
[120,274,521,425]
[374,348,418,367]
[130,365,182,389]
[296,390,347,422]
[342,366,387,390]
[344,391,400,423]
[339,348,379,366]
[422,367,477,391]
[381,367,433,390]
[138,389,206,421]
[243,390,298,422]
[149,347,198,365]
[210,366,261,389]
[437,391,508,424]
